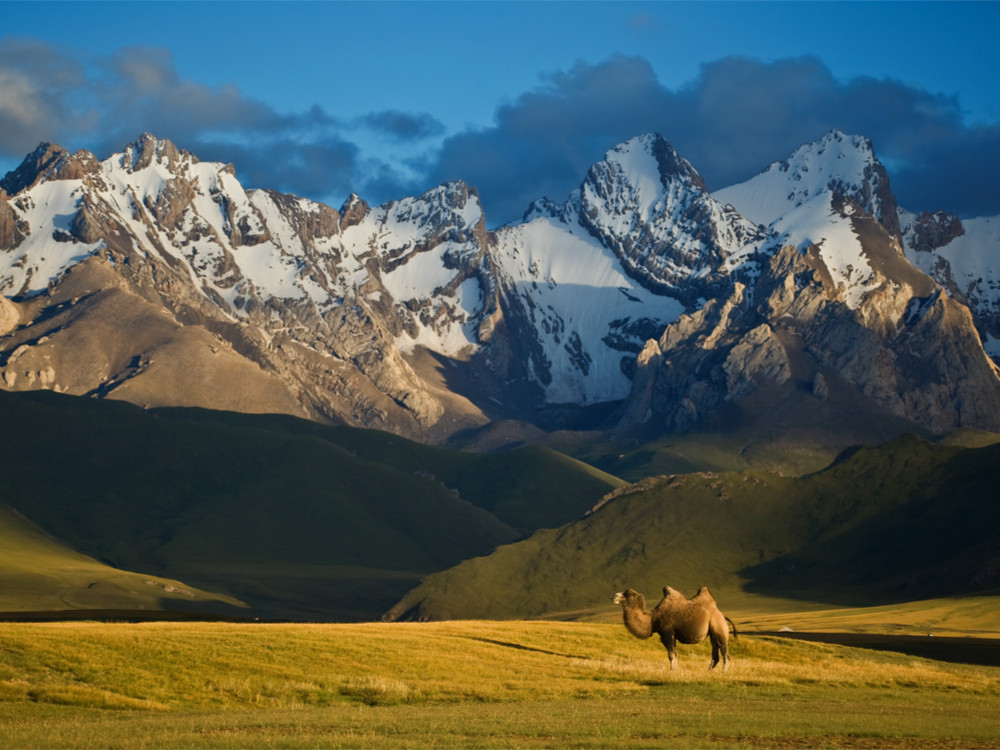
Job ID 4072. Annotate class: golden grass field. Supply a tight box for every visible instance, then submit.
[1,610,999,748]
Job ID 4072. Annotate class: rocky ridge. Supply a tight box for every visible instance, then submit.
[1,130,999,441]
[0,135,496,438]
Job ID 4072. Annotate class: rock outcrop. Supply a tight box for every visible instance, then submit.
[621,236,1000,434]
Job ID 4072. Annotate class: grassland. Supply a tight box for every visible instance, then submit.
[1,618,999,748]
[738,594,1000,637]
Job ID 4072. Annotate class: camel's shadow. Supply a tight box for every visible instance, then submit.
[457,636,591,661]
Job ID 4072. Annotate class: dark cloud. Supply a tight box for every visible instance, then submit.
[1,39,997,223]
[0,38,88,154]
[672,57,969,194]
[359,110,446,141]
[0,39,363,204]
[428,54,1000,223]
[429,55,670,224]
[0,38,453,207]
[90,46,330,159]
[358,158,427,207]
[890,124,1000,219]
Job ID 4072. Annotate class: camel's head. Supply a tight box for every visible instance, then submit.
[613,589,643,608]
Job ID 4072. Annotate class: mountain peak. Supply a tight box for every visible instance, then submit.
[579,133,707,227]
[119,133,193,173]
[601,132,707,194]
[382,179,484,233]
[0,142,104,195]
[779,129,880,188]
[815,128,871,151]
[339,193,370,229]
[0,142,71,194]
[787,130,897,231]
[567,133,762,302]
[714,129,899,235]
[424,179,479,213]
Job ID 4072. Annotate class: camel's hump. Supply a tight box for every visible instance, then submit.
[692,585,716,602]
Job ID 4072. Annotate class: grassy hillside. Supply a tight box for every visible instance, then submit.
[742,434,1000,600]
[387,433,1000,620]
[1,620,998,748]
[151,407,626,532]
[0,505,245,617]
[0,390,623,620]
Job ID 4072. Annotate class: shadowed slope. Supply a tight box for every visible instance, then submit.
[0,505,245,617]
[386,434,1000,620]
[0,389,621,619]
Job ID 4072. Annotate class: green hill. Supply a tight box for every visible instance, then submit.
[149,407,626,533]
[0,505,245,617]
[386,433,1000,620]
[0,390,623,620]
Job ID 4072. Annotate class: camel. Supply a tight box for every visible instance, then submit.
[613,585,737,670]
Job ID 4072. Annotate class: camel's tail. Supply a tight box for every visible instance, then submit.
[726,616,738,641]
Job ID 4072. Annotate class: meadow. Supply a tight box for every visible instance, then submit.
[1,618,999,748]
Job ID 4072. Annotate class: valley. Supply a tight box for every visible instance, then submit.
[0,388,622,620]
[1,385,997,630]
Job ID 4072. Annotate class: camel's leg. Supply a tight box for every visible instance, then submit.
[658,631,678,670]
[709,632,729,671]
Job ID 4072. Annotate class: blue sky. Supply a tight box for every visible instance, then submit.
[1,1,998,225]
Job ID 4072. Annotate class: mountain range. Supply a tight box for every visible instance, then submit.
[1,129,999,447]
[2,128,1000,622]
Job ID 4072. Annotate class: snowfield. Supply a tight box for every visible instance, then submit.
[494,214,684,403]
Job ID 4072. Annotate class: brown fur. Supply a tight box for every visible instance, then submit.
[613,585,736,670]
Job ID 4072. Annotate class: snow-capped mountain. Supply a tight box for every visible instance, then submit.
[714,130,901,308]
[714,130,898,230]
[633,129,1000,436]
[899,209,1000,359]
[2,129,999,441]
[491,133,761,404]
[531,134,765,297]
[0,135,495,437]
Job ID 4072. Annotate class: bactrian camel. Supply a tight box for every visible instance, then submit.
[613,586,737,670]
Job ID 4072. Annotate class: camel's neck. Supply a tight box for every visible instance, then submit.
[622,606,654,639]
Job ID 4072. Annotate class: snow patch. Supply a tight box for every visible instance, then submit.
[0,179,104,295]
[903,213,1000,315]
